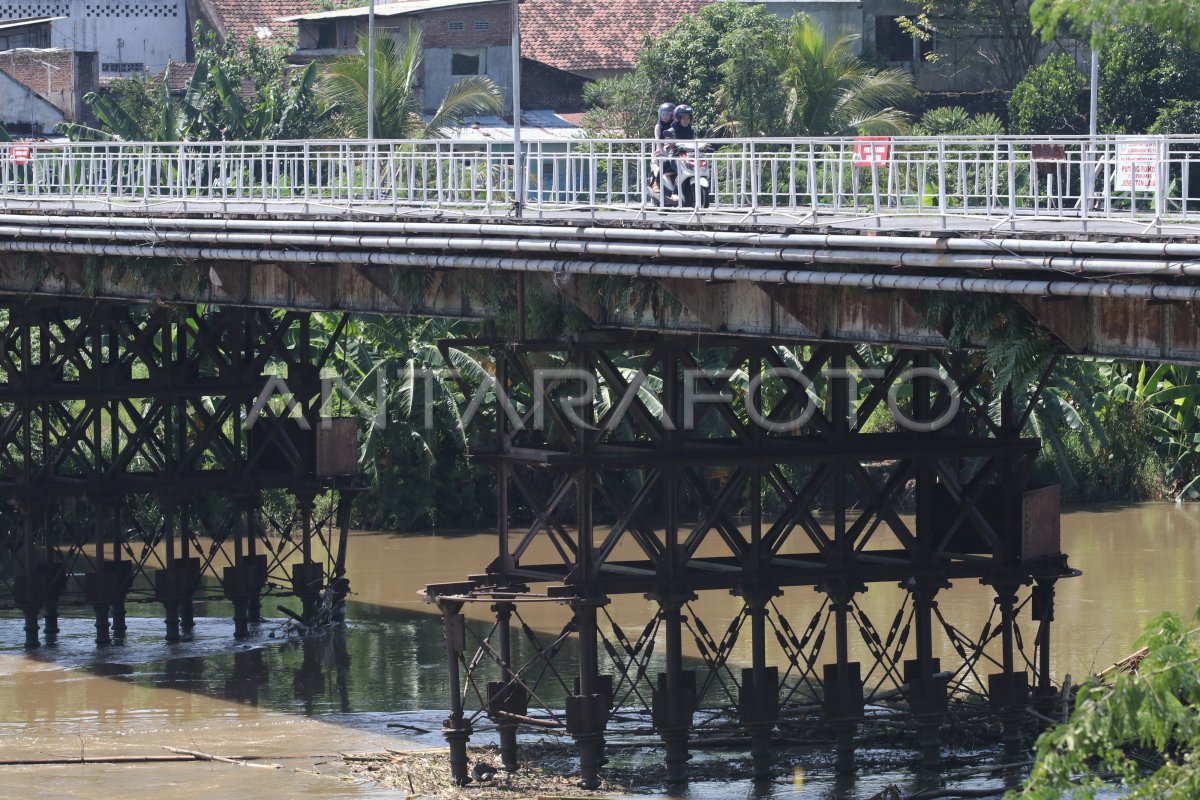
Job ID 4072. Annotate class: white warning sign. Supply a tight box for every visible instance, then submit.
[1115,138,1158,192]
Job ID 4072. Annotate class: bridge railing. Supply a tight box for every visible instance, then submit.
[3,135,1200,226]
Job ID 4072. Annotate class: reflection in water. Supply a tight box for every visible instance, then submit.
[0,502,1197,799]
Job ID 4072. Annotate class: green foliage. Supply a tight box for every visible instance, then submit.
[311,313,495,531]
[715,25,788,136]
[586,11,914,137]
[1012,605,1200,799]
[774,15,915,136]
[1030,0,1200,48]
[1007,53,1087,134]
[631,1,786,133]
[318,29,503,139]
[913,105,1006,135]
[581,72,658,138]
[1096,28,1200,134]
[1149,100,1200,134]
[0,123,10,142]
[60,27,328,141]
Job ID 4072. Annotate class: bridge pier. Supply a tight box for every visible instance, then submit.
[426,334,1076,786]
[0,299,361,648]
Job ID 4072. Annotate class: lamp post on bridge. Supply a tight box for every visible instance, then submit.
[511,0,524,218]
[367,0,376,141]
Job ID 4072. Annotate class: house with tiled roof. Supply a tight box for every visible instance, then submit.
[188,0,322,47]
[520,0,713,80]
[283,0,712,120]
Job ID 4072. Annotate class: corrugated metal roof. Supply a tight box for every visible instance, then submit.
[441,111,584,142]
[282,0,504,22]
[0,16,65,33]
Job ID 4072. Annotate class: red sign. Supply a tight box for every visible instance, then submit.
[853,136,890,167]
[8,145,31,165]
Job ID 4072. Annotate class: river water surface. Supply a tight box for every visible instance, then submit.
[2,502,1198,799]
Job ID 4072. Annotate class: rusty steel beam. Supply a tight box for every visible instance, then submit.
[0,298,363,644]
[425,336,1074,784]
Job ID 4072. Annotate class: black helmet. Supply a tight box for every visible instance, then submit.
[658,102,674,119]
[673,104,693,123]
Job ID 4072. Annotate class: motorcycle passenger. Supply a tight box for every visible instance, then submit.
[654,102,675,141]
[661,104,696,193]
[651,102,675,194]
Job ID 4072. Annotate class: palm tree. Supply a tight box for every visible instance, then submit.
[773,15,916,136]
[319,29,504,139]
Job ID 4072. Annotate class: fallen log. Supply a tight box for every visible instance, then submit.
[162,746,281,769]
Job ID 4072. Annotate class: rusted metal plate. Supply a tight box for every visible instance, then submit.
[1169,303,1200,362]
[1093,297,1166,359]
[835,287,894,340]
[316,417,360,478]
[1017,297,1091,354]
[1022,484,1061,562]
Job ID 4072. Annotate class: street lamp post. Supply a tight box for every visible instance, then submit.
[511,0,524,217]
[367,0,377,140]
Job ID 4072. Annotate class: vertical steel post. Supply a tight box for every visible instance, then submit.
[493,600,520,772]
[441,599,472,786]
[21,504,39,649]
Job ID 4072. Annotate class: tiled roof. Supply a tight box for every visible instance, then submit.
[200,0,323,45]
[520,0,714,74]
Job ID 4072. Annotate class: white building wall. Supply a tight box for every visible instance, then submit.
[0,71,64,133]
[0,0,188,77]
[421,45,512,116]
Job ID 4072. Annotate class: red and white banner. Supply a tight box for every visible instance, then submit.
[853,136,891,167]
[7,145,31,165]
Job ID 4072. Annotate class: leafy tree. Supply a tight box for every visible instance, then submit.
[1149,100,1200,134]
[1095,27,1200,134]
[714,25,788,136]
[0,123,10,142]
[901,0,1042,90]
[1030,0,1200,47]
[581,72,658,138]
[1012,604,1200,799]
[319,30,503,139]
[586,10,913,137]
[1007,53,1087,134]
[774,15,915,136]
[615,1,787,133]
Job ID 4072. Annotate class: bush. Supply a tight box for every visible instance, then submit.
[914,105,1005,135]
[1008,53,1087,135]
[1149,100,1200,134]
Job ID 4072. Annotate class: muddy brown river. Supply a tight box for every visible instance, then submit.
[2,502,1197,798]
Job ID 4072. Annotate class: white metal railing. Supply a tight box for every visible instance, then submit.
[3,136,1200,227]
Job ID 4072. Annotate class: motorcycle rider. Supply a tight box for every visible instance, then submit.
[660,104,696,194]
[666,104,695,141]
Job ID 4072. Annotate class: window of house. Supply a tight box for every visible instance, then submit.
[315,22,337,49]
[874,16,916,62]
[474,20,489,31]
[448,20,465,32]
[451,48,485,76]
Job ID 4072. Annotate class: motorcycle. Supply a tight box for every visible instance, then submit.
[647,141,715,209]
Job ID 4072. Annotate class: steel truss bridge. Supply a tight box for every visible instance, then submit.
[2,135,1199,786]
